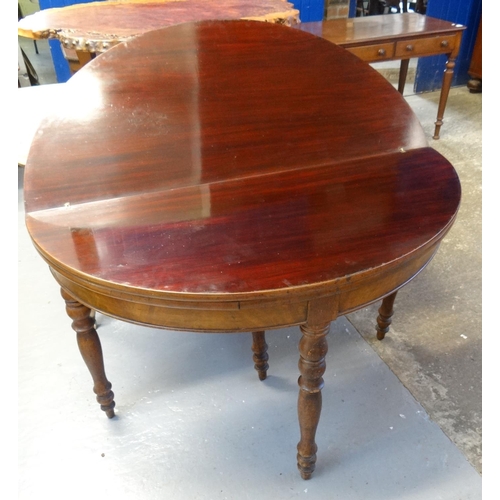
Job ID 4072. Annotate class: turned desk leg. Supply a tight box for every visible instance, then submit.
[61,288,115,418]
[297,322,329,479]
[433,55,456,140]
[251,331,269,381]
[376,291,398,340]
[398,59,410,95]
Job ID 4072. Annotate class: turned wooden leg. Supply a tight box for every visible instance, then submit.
[297,322,329,480]
[376,291,398,340]
[433,56,456,140]
[251,331,269,381]
[61,288,115,418]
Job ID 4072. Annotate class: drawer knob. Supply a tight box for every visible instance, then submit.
[441,40,450,48]
[377,48,386,56]
[406,44,414,52]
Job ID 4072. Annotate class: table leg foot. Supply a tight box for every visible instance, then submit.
[297,322,329,479]
[467,78,482,94]
[433,123,443,140]
[61,288,116,418]
[251,331,269,380]
[376,291,398,340]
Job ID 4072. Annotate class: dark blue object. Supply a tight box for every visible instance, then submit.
[290,0,325,22]
[415,0,481,92]
[349,0,357,17]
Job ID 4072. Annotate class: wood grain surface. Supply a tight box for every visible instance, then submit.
[24,21,460,299]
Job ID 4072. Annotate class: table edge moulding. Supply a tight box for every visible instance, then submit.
[23,20,461,481]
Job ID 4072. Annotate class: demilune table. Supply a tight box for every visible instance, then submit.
[24,20,461,480]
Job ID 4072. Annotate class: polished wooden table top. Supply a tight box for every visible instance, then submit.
[24,20,459,299]
[24,21,461,479]
[17,0,299,52]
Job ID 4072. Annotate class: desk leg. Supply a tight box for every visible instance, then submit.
[297,322,329,479]
[251,331,269,380]
[61,288,116,418]
[433,55,456,140]
[376,291,398,340]
[398,59,410,95]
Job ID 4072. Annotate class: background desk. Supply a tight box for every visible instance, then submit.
[297,13,465,139]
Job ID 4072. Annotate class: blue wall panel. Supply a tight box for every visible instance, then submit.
[349,0,357,18]
[415,0,482,92]
[291,0,325,22]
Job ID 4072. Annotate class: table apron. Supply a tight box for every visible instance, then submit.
[50,242,440,333]
[340,32,461,63]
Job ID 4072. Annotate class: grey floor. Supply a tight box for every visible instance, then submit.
[18,36,482,499]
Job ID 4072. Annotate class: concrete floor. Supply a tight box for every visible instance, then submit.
[348,82,483,477]
[18,35,482,499]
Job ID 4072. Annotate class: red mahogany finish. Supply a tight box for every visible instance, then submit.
[24,21,461,479]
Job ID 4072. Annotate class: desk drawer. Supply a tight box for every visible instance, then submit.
[346,42,395,62]
[395,35,457,58]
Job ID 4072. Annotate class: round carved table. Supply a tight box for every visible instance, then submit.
[17,0,300,52]
[24,20,461,479]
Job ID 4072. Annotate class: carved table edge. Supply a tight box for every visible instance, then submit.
[18,10,300,53]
